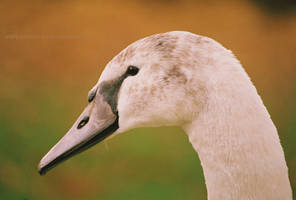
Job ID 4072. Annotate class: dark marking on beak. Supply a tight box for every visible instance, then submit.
[88,89,97,103]
[99,65,139,114]
[99,76,125,114]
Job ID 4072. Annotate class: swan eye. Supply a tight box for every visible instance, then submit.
[126,65,139,76]
[77,116,89,129]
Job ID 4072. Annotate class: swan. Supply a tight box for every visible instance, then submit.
[38,31,292,200]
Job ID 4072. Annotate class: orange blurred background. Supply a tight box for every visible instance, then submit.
[0,0,295,199]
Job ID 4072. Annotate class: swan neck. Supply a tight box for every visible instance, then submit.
[183,80,292,200]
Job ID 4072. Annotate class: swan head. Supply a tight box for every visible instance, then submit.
[38,31,235,175]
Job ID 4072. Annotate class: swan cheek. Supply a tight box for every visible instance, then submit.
[116,97,144,133]
[116,86,154,132]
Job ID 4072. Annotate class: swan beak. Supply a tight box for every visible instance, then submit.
[38,94,118,175]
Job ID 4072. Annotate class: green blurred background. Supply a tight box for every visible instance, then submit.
[0,0,295,199]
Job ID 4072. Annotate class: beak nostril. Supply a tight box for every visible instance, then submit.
[77,116,89,129]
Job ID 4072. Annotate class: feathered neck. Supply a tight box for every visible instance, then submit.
[182,64,292,200]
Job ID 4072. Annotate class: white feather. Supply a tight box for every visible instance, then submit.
[95,31,292,199]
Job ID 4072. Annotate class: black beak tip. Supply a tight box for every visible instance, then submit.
[38,165,47,176]
[37,116,120,176]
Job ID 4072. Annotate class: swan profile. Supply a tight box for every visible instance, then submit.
[38,31,292,199]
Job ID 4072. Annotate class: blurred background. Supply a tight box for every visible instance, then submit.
[0,0,295,199]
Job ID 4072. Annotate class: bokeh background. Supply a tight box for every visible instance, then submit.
[1,0,295,199]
